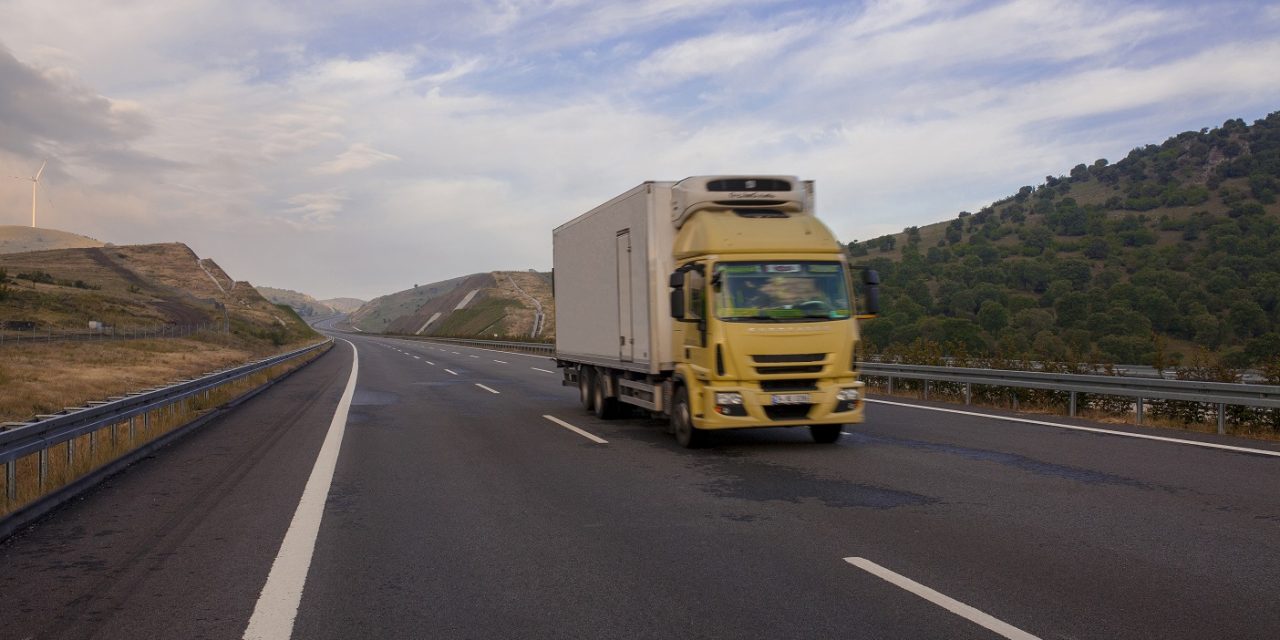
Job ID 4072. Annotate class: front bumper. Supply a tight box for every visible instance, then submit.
[692,379,866,430]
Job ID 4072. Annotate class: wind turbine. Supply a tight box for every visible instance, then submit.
[27,160,47,228]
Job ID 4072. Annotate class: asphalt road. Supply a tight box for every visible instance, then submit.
[2,332,1278,639]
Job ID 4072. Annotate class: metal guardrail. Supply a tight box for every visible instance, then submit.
[371,336,1279,434]
[859,362,1280,433]
[0,323,219,346]
[0,339,333,537]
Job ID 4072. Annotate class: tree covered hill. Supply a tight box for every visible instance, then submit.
[850,111,1280,368]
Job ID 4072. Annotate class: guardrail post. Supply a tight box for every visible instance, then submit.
[887,376,894,394]
[6,460,14,501]
[1069,391,1077,417]
[1136,398,1144,425]
[38,448,48,491]
[923,381,930,400]
[1217,404,1226,435]
[964,383,972,405]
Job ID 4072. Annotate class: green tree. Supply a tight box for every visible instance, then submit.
[977,300,1009,334]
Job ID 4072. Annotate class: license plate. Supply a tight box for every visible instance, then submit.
[771,393,811,405]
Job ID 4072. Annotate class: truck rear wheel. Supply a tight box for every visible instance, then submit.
[810,424,842,444]
[592,372,622,419]
[578,368,594,411]
[672,387,706,448]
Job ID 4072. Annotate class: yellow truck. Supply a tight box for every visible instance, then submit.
[553,176,879,447]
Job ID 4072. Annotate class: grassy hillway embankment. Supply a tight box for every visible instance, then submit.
[0,228,318,423]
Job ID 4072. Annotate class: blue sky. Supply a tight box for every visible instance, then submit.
[1,0,1279,299]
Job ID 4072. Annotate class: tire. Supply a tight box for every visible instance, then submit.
[592,371,622,419]
[671,386,706,448]
[810,424,842,444]
[578,368,594,411]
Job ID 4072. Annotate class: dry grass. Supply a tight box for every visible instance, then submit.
[0,343,328,518]
[0,333,317,423]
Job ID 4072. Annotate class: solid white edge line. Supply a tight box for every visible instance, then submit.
[531,367,555,374]
[865,399,1280,457]
[444,369,458,375]
[844,557,1040,640]
[243,338,359,640]
[476,383,500,394]
[542,415,608,444]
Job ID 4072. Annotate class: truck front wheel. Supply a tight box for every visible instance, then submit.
[672,387,706,448]
[810,424,842,444]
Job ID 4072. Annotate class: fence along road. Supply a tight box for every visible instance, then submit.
[0,331,1277,639]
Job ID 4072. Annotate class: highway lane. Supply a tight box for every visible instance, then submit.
[0,343,353,640]
[1,332,1278,639]
[297,334,1280,639]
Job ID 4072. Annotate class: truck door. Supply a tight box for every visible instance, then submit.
[616,230,634,362]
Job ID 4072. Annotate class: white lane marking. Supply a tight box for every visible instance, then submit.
[531,367,555,374]
[867,399,1280,457]
[493,360,508,364]
[844,557,1040,640]
[476,383,500,394]
[451,351,460,354]
[444,369,458,375]
[469,355,479,358]
[412,356,420,360]
[243,339,360,640]
[542,415,608,444]
[424,361,435,366]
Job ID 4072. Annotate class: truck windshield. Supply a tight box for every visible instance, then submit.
[713,262,852,322]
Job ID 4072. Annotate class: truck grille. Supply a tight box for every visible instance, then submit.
[764,404,812,421]
[760,379,817,392]
[755,365,823,375]
[752,353,824,363]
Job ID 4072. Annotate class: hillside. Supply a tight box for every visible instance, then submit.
[351,271,553,340]
[850,111,1280,369]
[0,241,318,422]
[321,297,364,314]
[0,242,313,344]
[0,225,106,254]
[259,286,336,317]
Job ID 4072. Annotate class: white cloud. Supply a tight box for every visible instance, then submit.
[314,143,400,175]
[2,1,1279,299]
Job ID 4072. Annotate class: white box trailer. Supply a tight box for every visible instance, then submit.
[553,182,677,375]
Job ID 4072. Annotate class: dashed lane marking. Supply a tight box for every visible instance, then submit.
[843,557,1040,640]
[476,383,500,394]
[542,415,608,444]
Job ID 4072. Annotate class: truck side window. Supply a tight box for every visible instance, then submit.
[687,269,705,321]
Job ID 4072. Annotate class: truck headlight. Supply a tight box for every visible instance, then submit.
[715,392,744,405]
[836,389,860,402]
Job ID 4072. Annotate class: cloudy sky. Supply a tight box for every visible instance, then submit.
[2,0,1279,300]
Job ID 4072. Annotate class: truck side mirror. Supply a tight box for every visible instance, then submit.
[861,269,880,316]
[669,271,685,318]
